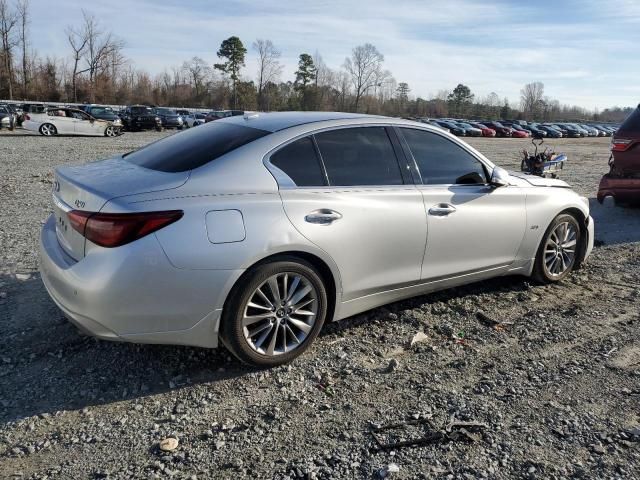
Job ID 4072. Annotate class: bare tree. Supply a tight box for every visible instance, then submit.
[0,0,18,99]
[65,22,89,102]
[253,39,282,110]
[81,11,124,102]
[343,43,384,111]
[520,81,545,118]
[182,56,210,99]
[16,0,27,98]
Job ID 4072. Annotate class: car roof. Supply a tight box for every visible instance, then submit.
[218,111,379,132]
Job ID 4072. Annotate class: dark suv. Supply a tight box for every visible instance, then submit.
[120,105,162,131]
[597,104,640,205]
[154,107,184,130]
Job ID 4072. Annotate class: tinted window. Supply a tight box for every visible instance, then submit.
[131,107,153,115]
[315,127,403,186]
[401,128,487,185]
[124,122,270,172]
[618,105,640,135]
[270,137,325,186]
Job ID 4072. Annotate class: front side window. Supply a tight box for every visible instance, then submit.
[314,127,403,186]
[401,128,487,185]
[270,137,326,187]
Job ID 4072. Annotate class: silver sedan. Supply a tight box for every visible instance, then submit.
[39,112,594,366]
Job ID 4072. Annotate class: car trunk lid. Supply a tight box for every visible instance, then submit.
[52,156,189,260]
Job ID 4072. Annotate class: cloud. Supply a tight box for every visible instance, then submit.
[27,0,639,108]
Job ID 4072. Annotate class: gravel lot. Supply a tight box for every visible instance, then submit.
[1,130,639,479]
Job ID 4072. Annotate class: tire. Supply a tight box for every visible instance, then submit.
[220,259,328,367]
[104,126,117,137]
[532,213,581,284]
[39,123,57,136]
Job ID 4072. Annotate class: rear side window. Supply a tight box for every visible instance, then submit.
[124,122,270,172]
[401,128,487,185]
[315,127,403,186]
[270,137,326,186]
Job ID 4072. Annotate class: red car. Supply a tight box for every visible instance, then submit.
[510,125,530,138]
[468,122,496,137]
[597,104,640,205]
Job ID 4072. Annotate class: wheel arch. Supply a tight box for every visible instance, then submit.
[556,207,589,268]
[223,250,340,324]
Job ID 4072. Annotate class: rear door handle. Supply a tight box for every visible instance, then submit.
[305,209,343,225]
[428,203,457,216]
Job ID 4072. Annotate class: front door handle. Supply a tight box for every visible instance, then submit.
[305,209,343,225]
[428,203,457,216]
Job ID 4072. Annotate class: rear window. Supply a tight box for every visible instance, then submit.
[618,105,640,135]
[124,122,270,172]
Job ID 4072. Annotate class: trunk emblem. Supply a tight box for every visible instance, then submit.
[74,199,85,209]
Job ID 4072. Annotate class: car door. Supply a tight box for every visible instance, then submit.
[47,110,74,134]
[397,127,526,281]
[70,111,98,135]
[271,126,427,301]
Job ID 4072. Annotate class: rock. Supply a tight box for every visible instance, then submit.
[378,463,400,478]
[590,444,605,455]
[15,273,31,281]
[159,437,179,452]
[409,332,429,347]
[385,358,400,372]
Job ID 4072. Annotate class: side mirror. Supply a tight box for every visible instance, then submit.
[490,166,510,187]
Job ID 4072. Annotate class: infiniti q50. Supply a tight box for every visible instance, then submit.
[39,112,594,366]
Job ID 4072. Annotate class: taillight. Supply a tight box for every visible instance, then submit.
[611,138,633,152]
[68,210,183,248]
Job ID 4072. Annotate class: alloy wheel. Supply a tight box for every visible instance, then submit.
[242,272,318,356]
[41,124,55,136]
[543,221,577,278]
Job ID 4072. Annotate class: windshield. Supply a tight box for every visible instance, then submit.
[131,107,154,115]
[124,122,270,172]
[156,108,176,115]
[89,107,114,116]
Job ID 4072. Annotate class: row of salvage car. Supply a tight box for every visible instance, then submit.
[5,102,245,137]
[414,117,619,139]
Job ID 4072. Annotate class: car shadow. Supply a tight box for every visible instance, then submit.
[0,272,251,424]
[589,197,640,245]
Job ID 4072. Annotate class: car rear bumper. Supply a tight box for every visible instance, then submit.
[597,174,640,203]
[39,214,242,348]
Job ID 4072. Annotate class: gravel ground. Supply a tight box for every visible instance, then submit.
[1,130,639,479]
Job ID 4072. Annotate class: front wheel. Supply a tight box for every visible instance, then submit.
[532,213,581,283]
[221,259,328,367]
[104,126,117,137]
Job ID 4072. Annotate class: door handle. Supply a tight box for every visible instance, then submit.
[428,203,457,216]
[305,209,343,225]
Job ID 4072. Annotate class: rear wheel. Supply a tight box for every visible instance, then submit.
[40,123,57,136]
[532,213,581,283]
[221,259,327,367]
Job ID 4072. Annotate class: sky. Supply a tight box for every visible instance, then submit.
[27,0,640,110]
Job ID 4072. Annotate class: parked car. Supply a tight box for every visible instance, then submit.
[39,112,594,367]
[483,121,512,137]
[23,107,122,136]
[578,124,600,137]
[186,113,208,128]
[509,125,530,138]
[176,109,190,117]
[81,105,123,128]
[591,125,612,136]
[467,122,496,137]
[434,120,465,136]
[155,107,184,130]
[537,125,563,138]
[120,105,162,131]
[205,110,245,122]
[551,124,581,138]
[454,122,483,137]
[519,124,547,139]
[597,104,640,205]
[0,105,16,130]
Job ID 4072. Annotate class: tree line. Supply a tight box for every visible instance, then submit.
[0,2,631,123]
